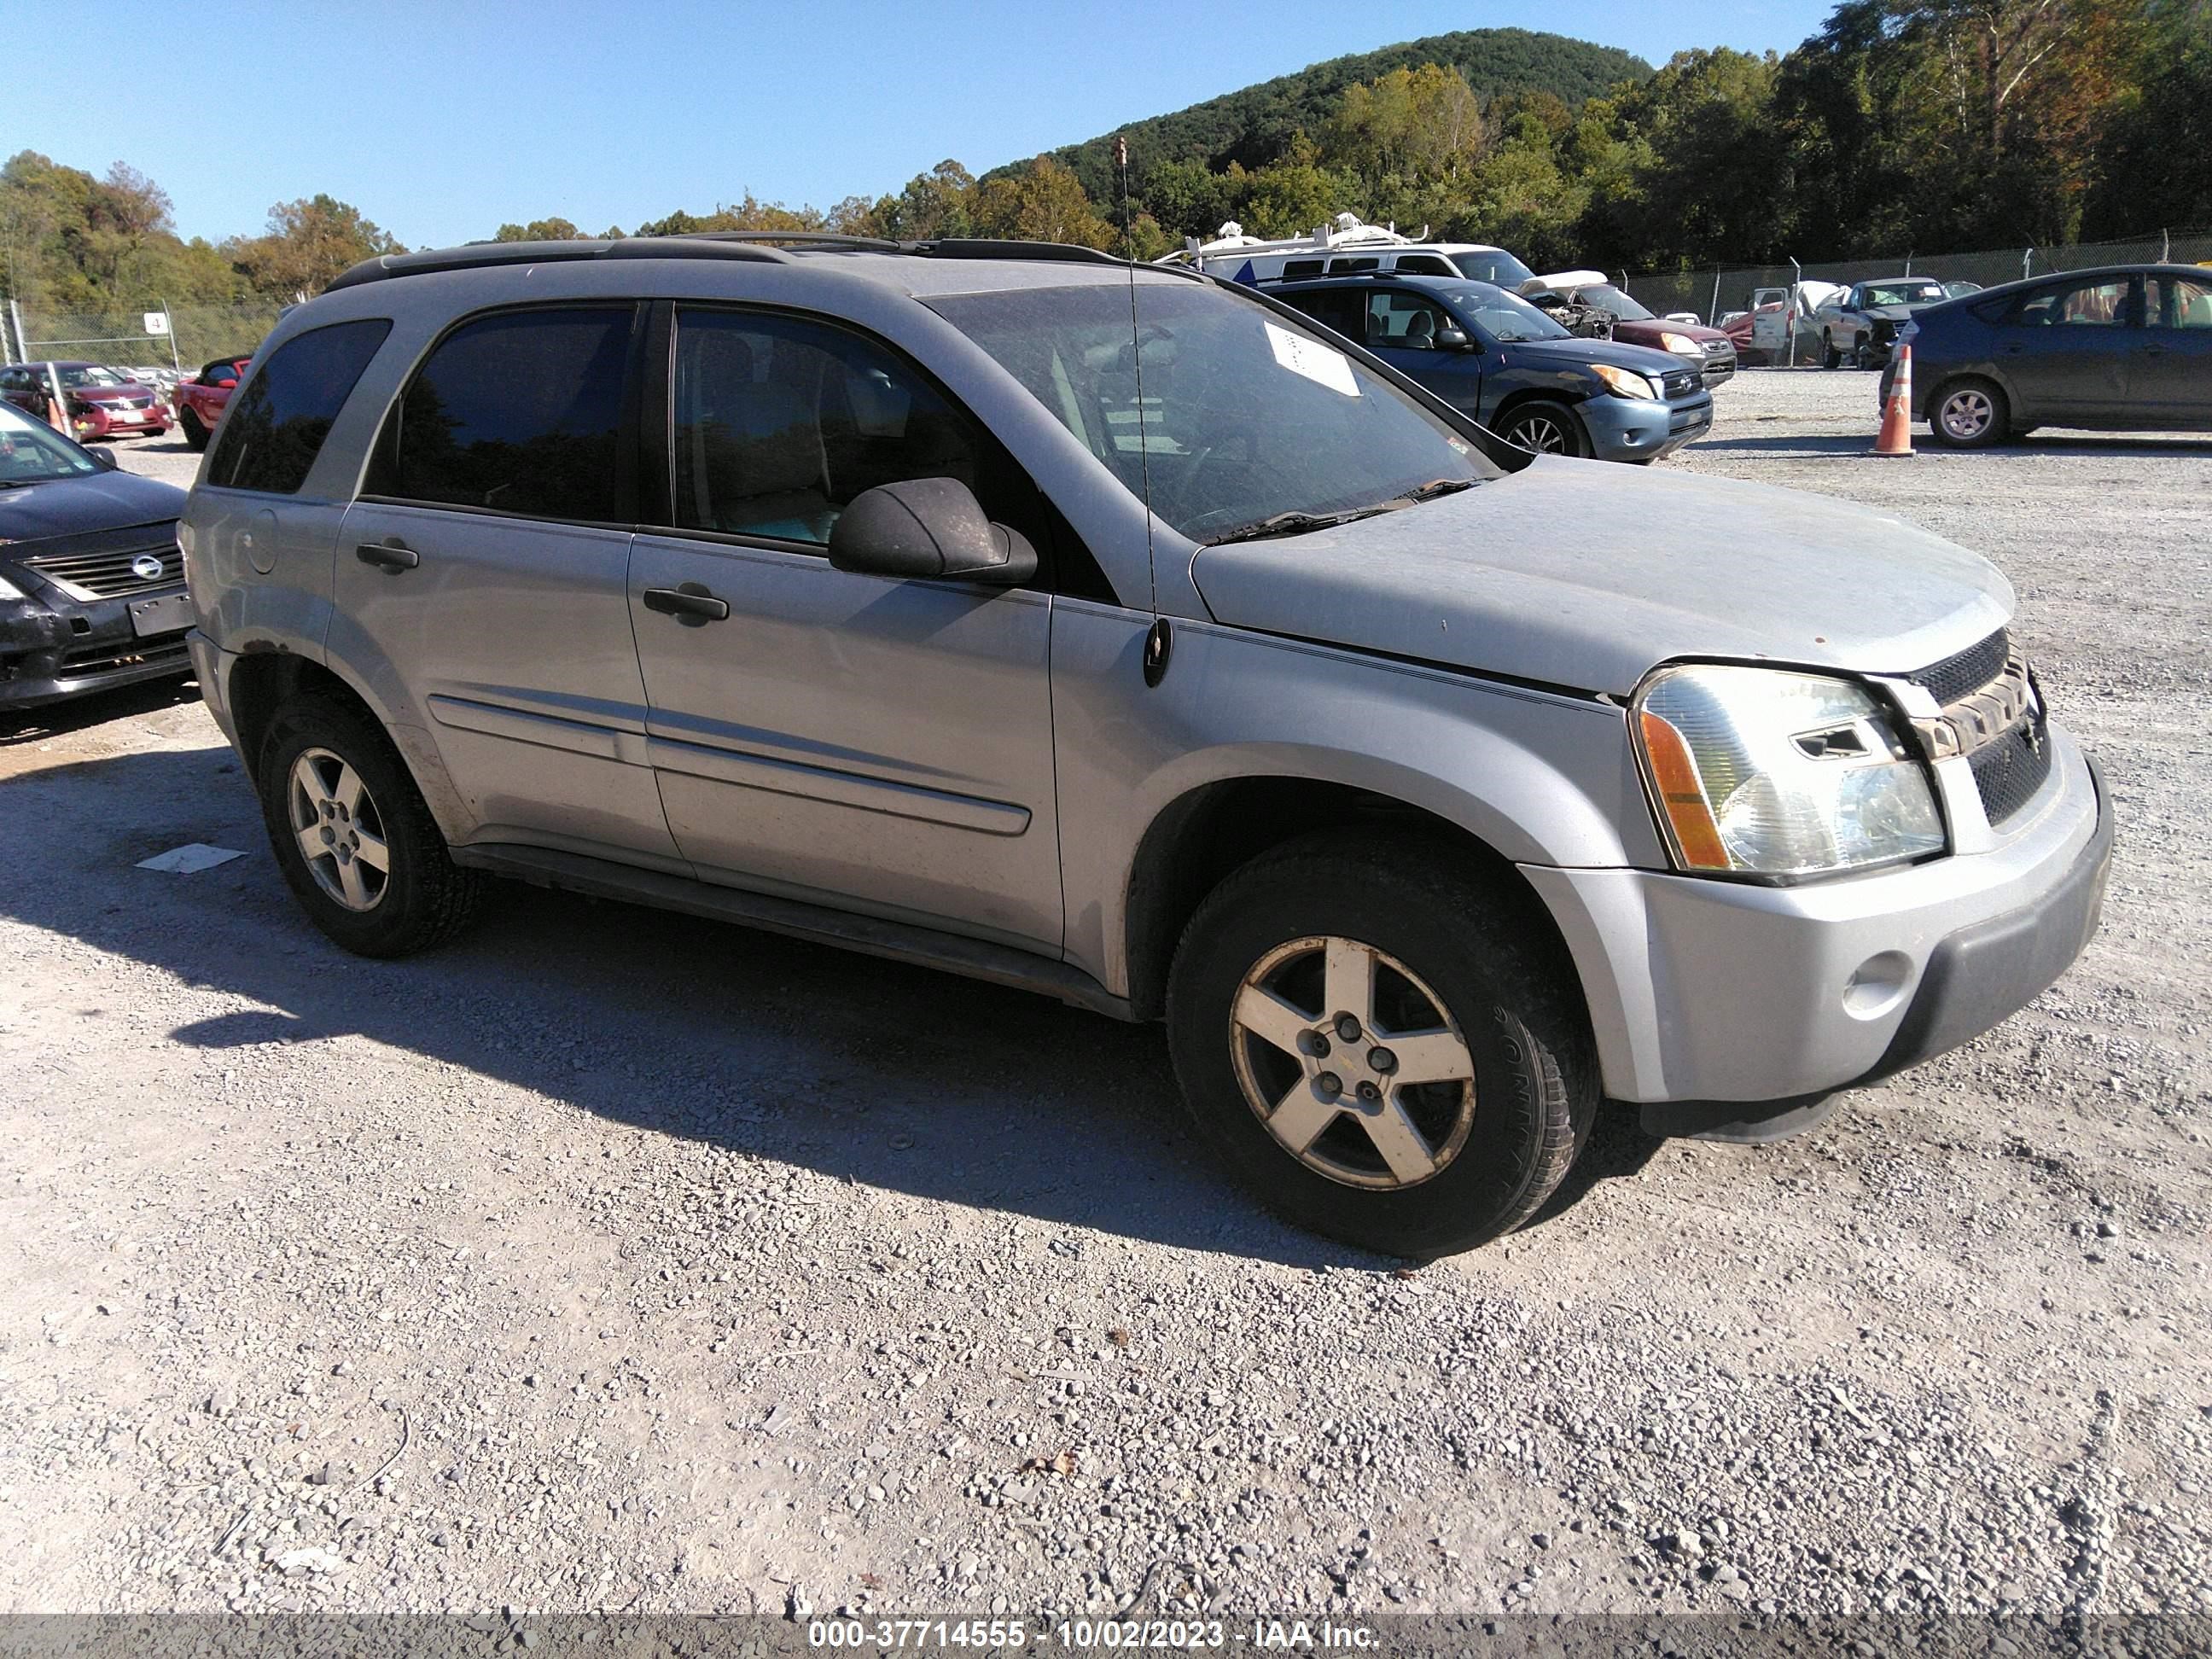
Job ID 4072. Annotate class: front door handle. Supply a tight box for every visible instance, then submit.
[641,582,731,625]
[356,540,419,573]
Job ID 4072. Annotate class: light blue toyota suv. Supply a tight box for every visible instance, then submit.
[179,234,2110,1256]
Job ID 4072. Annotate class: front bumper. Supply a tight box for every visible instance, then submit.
[1,585,194,709]
[1580,391,1714,462]
[1521,723,2108,1106]
[72,405,168,439]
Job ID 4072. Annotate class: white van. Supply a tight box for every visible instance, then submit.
[1167,214,1540,290]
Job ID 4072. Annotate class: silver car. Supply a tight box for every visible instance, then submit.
[180,236,2110,1257]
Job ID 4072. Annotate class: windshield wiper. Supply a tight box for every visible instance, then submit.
[1203,505,1395,546]
[1394,478,1479,505]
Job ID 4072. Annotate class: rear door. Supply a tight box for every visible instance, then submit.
[626,304,1062,951]
[1991,274,2138,422]
[2139,272,2212,426]
[335,303,681,864]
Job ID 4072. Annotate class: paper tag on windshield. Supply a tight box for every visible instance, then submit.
[1265,322,1359,397]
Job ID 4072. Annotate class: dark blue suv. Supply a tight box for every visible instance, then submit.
[1271,274,1713,463]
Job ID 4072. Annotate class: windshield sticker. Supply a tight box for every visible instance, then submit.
[1265,322,1360,398]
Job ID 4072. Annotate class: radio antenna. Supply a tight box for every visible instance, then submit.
[1119,133,1171,687]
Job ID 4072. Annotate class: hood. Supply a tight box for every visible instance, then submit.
[1613,317,1729,346]
[1504,335,1685,377]
[73,382,152,402]
[1190,461,2012,696]
[1863,303,1938,322]
[0,469,187,544]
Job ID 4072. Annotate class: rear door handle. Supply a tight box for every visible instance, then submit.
[356,540,419,573]
[641,583,731,624]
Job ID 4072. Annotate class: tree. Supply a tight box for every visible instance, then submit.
[492,217,582,242]
[969,158,1115,247]
[229,195,404,300]
[1322,63,1487,217]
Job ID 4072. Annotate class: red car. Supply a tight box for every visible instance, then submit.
[172,354,255,451]
[0,360,171,440]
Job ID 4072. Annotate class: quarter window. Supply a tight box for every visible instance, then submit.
[670,308,1018,551]
[205,319,390,495]
[367,306,633,521]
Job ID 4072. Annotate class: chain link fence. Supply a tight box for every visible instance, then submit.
[9,301,285,379]
[1622,228,2212,328]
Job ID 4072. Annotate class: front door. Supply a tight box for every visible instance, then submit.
[627,305,1062,951]
[335,302,680,864]
[1994,274,2137,423]
[2139,272,2212,427]
[1360,289,1487,414]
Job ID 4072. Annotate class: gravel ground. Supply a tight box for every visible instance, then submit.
[2,375,2207,1627]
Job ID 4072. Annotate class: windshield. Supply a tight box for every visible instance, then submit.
[53,365,126,388]
[1436,282,1570,342]
[0,399,100,483]
[1862,282,1947,307]
[1579,284,1655,322]
[1447,249,1536,289]
[930,282,1495,544]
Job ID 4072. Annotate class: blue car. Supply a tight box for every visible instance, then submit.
[0,399,189,710]
[1909,263,2212,448]
[1268,274,1713,463]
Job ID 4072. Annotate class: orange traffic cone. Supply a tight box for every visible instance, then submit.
[1872,342,1914,457]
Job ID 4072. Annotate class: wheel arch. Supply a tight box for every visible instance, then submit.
[1121,773,1588,1025]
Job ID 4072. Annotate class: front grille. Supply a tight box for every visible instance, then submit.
[57,636,190,678]
[1909,628,2010,707]
[1662,370,1698,399]
[1970,713,2055,825]
[22,543,183,597]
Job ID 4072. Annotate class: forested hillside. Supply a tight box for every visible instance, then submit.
[1022,28,1650,203]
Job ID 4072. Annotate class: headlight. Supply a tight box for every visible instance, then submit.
[1658,331,1703,355]
[1591,363,1661,400]
[1632,665,1946,877]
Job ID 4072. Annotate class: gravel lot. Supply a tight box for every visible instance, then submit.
[3,374,2207,1629]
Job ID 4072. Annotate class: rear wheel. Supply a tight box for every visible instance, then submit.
[1498,400,1589,459]
[1928,377,2011,449]
[1166,832,1598,1258]
[179,408,209,451]
[256,696,484,957]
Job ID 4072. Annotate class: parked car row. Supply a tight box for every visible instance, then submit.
[1,360,172,441]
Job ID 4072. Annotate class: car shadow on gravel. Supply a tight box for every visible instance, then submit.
[2,742,1463,1266]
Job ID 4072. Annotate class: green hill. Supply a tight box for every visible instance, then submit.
[1022,27,1652,201]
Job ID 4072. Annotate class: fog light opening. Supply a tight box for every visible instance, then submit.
[1842,951,1914,1019]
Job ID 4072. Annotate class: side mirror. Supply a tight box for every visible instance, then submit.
[216,378,237,389]
[1436,326,1471,351]
[86,445,119,470]
[827,478,1039,587]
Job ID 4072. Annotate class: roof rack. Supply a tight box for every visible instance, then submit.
[325,232,1146,293]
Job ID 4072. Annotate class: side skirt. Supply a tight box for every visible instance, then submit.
[450,842,1134,1022]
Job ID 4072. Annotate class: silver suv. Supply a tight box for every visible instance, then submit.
[181,236,2111,1257]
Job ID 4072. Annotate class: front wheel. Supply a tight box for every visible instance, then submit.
[256,696,485,957]
[1927,377,2011,449]
[1498,400,1588,459]
[1166,832,1598,1258]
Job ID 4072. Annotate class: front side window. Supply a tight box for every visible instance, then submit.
[1394,255,1455,276]
[929,281,1495,544]
[367,306,632,520]
[207,318,391,495]
[2149,276,2212,329]
[671,307,1032,550]
[2013,278,2133,327]
[1365,291,1453,350]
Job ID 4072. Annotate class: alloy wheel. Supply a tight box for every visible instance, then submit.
[1939,388,1994,443]
[1227,934,1477,1190]
[1508,414,1570,455]
[287,748,390,912]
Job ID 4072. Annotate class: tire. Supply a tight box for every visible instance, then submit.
[1853,336,1877,370]
[1498,400,1589,459]
[1822,333,1842,370]
[1927,376,2011,450]
[1165,831,1598,1258]
[179,408,209,451]
[255,695,484,958]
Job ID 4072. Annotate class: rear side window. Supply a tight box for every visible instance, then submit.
[367,306,633,521]
[204,319,389,494]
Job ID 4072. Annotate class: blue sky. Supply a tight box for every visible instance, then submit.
[21,0,1836,248]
